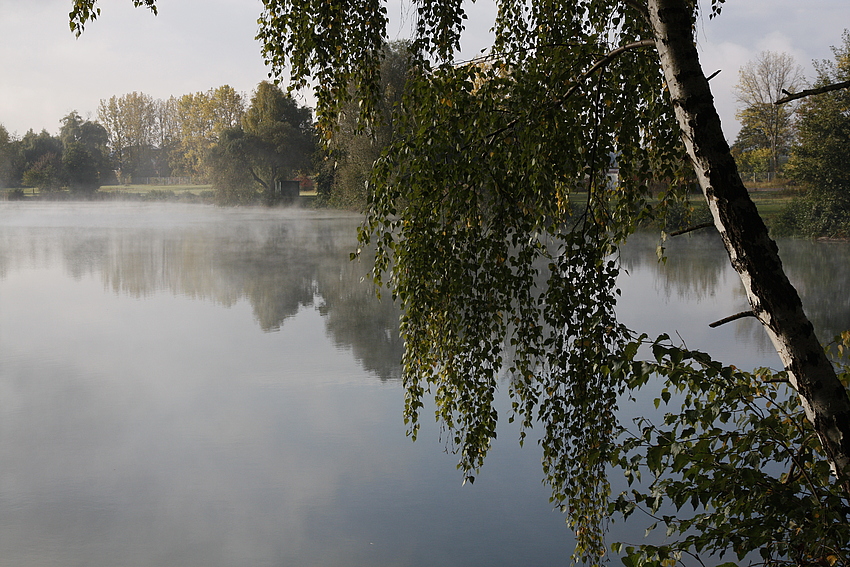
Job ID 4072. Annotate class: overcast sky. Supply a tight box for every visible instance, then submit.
[1,0,848,140]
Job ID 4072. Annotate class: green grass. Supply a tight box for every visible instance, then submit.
[749,188,797,224]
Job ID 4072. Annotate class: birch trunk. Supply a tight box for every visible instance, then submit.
[647,0,850,486]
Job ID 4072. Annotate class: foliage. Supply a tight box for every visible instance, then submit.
[732,147,772,184]
[348,6,687,563]
[778,32,850,237]
[324,41,413,210]
[772,189,850,238]
[209,82,314,205]
[612,334,850,567]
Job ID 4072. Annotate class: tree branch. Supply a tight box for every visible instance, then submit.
[668,222,714,236]
[485,39,656,143]
[558,40,656,103]
[708,310,756,328]
[774,80,850,105]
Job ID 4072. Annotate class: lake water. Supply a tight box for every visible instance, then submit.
[0,202,847,567]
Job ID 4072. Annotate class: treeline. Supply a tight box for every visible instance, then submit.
[0,42,413,209]
[0,82,317,205]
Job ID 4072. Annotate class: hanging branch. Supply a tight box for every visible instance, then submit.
[774,80,850,105]
[484,40,656,144]
[557,40,656,103]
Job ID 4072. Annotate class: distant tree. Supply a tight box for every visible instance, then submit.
[62,143,100,193]
[175,85,245,178]
[22,153,63,191]
[734,51,804,180]
[0,124,23,189]
[779,32,850,237]
[788,31,850,189]
[326,42,412,209]
[97,92,158,180]
[207,127,260,205]
[210,82,314,205]
[60,111,111,187]
[19,130,64,191]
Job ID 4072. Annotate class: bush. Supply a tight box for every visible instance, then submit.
[772,186,850,238]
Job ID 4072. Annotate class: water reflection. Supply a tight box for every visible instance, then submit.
[0,202,403,379]
[2,203,849,567]
[0,202,576,567]
[617,230,850,361]
[619,231,731,303]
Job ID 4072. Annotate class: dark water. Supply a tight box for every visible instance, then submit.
[0,202,846,567]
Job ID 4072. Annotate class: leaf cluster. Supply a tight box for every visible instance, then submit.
[345,3,695,561]
[611,335,850,567]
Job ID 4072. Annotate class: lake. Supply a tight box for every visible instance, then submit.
[0,202,847,567]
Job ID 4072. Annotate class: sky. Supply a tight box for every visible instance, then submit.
[1,0,849,141]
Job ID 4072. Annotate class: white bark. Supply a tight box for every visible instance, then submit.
[648,0,850,486]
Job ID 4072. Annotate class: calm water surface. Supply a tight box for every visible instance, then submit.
[0,202,847,567]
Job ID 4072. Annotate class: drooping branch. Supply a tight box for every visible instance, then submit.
[69,0,157,36]
[557,40,656,103]
[774,80,850,104]
[485,39,656,143]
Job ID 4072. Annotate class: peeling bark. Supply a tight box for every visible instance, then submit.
[648,0,850,487]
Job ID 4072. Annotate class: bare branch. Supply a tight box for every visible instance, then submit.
[668,222,714,237]
[774,80,850,104]
[708,310,756,328]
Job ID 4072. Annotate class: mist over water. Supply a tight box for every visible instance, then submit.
[0,202,848,566]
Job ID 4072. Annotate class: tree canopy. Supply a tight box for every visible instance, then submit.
[68,1,850,565]
[775,32,850,238]
[789,32,850,189]
[210,81,315,204]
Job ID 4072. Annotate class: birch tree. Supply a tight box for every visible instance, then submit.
[69,0,850,564]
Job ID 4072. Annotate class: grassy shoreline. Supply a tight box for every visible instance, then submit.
[2,184,792,223]
[4,184,320,206]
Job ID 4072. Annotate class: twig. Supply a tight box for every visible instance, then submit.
[709,310,756,328]
[705,69,721,81]
[774,80,850,104]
